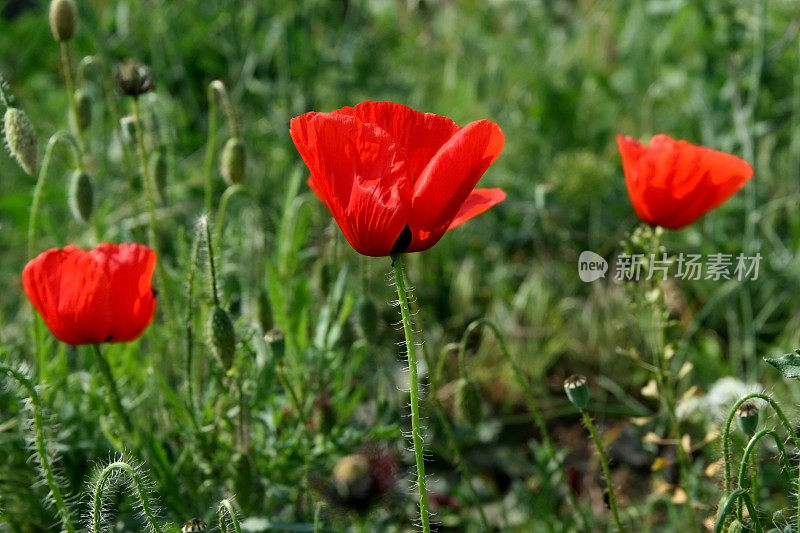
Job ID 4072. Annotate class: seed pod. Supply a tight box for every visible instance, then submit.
[220,137,245,185]
[736,403,759,437]
[454,378,483,426]
[181,518,207,532]
[209,306,235,371]
[68,170,93,222]
[74,89,91,132]
[149,150,167,201]
[115,60,154,97]
[48,0,77,42]
[3,107,37,175]
[563,374,589,410]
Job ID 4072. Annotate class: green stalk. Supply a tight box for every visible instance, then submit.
[713,489,762,533]
[58,41,86,157]
[391,254,430,533]
[0,364,76,533]
[735,430,791,521]
[28,131,83,257]
[581,410,624,532]
[91,344,134,435]
[131,97,159,251]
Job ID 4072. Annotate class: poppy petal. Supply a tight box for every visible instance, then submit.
[290,112,412,256]
[447,188,506,230]
[90,243,157,342]
[22,247,112,344]
[409,120,504,250]
[334,101,460,181]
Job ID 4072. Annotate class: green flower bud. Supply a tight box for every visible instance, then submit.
[68,170,93,223]
[209,306,235,371]
[736,403,759,437]
[564,374,589,410]
[454,378,483,426]
[74,89,91,132]
[49,0,77,42]
[264,328,285,362]
[3,107,38,175]
[220,137,246,185]
[149,150,168,201]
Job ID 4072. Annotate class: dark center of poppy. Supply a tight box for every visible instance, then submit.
[390,225,412,255]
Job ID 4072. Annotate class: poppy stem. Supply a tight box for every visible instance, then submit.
[130,96,159,252]
[92,344,134,435]
[0,363,77,533]
[58,40,87,159]
[391,254,431,533]
[217,498,242,533]
[580,409,625,532]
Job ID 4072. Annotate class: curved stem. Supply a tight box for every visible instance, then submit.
[0,364,76,533]
[91,344,134,435]
[209,80,239,138]
[581,410,624,532]
[391,254,430,533]
[722,392,799,496]
[217,499,242,533]
[713,489,762,533]
[90,460,164,533]
[28,131,83,256]
[214,184,246,252]
[735,429,790,520]
[200,216,220,307]
[130,97,159,251]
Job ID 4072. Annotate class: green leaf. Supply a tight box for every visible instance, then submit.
[765,349,800,380]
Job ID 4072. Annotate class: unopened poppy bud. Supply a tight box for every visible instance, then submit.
[264,328,285,361]
[3,107,38,175]
[209,306,235,370]
[454,378,483,426]
[149,150,167,201]
[564,374,589,410]
[736,403,759,437]
[220,137,246,185]
[68,170,93,223]
[181,518,207,532]
[332,454,370,499]
[74,89,91,132]
[48,0,77,42]
[115,60,154,97]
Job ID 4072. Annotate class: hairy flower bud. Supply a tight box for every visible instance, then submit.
[3,107,37,175]
[736,403,759,437]
[74,89,91,132]
[115,60,154,97]
[220,137,246,185]
[68,170,93,223]
[564,374,589,410]
[48,0,77,42]
[454,378,483,426]
[181,518,207,532]
[209,306,235,371]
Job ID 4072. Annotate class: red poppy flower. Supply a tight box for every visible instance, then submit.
[617,134,753,229]
[22,243,157,345]
[290,101,506,256]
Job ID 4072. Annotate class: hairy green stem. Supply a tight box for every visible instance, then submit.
[90,460,164,533]
[200,216,220,307]
[217,499,242,533]
[713,489,762,533]
[581,410,624,532]
[735,430,790,521]
[92,344,134,435]
[0,364,76,533]
[391,254,430,533]
[214,184,246,252]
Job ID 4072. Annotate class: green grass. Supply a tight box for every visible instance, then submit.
[2,0,800,531]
